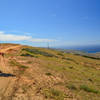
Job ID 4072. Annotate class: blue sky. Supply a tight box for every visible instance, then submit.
[0,0,100,47]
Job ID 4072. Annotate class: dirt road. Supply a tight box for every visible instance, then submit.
[0,45,21,53]
[0,45,21,100]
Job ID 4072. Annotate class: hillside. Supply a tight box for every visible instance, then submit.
[0,43,100,100]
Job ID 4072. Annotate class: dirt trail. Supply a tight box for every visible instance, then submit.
[0,45,21,72]
[0,45,21,100]
[0,45,21,53]
[0,55,8,72]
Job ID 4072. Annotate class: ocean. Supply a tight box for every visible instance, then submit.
[59,45,100,53]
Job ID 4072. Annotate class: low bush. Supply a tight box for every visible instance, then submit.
[67,84,77,90]
[22,48,56,57]
[82,55,100,60]
[45,72,52,76]
[43,88,66,100]
[57,52,64,56]
[21,53,38,58]
[80,85,99,94]
[10,60,28,69]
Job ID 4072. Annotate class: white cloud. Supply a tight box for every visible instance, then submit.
[0,31,56,42]
[30,39,55,42]
[7,30,35,35]
[0,31,31,41]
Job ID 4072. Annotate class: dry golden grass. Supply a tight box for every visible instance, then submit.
[0,44,100,100]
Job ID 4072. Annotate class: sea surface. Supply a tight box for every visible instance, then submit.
[59,45,100,53]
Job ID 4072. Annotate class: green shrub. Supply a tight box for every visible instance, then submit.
[63,57,78,64]
[65,58,75,61]
[43,88,66,100]
[67,84,77,90]
[74,54,100,60]
[82,55,100,60]
[10,60,28,69]
[10,60,28,75]
[22,48,56,57]
[45,72,52,76]
[21,53,38,58]
[62,57,66,59]
[80,85,99,94]
[21,53,34,57]
[68,66,73,69]
[57,53,64,56]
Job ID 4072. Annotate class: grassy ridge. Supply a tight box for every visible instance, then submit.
[5,45,100,100]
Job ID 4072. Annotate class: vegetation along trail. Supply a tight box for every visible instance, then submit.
[0,44,100,100]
